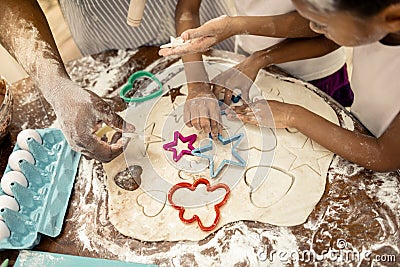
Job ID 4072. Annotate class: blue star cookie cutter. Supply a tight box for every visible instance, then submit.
[192,133,246,178]
[232,94,242,103]
[219,94,242,116]
[218,94,242,105]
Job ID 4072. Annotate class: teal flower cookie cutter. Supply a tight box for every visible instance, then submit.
[120,70,163,103]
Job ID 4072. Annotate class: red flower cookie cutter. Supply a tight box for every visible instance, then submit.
[168,178,230,231]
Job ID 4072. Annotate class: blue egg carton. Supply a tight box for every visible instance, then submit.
[14,251,157,267]
[0,128,81,250]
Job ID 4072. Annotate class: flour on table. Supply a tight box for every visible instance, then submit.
[102,57,339,241]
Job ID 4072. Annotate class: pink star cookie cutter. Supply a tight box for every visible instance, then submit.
[163,131,197,162]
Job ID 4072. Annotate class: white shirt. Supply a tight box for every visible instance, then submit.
[351,42,400,137]
[232,0,346,81]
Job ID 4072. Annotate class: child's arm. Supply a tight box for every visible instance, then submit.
[175,0,204,66]
[160,12,320,56]
[229,12,319,38]
[232,101,400,172]
[250,36,340,69]
[212,36,340,105]
[175,0,222,137]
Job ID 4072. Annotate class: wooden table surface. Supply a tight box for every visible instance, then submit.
[0,46,399,266]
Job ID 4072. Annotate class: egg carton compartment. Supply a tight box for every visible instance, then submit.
[0,129,81,250]
[14,251,157,267]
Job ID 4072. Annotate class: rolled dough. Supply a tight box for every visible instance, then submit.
[103,57,339,241]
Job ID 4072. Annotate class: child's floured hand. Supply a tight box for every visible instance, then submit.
[226,100,296,129]
[159,36,187,49]
[184,83,222,138]
[212,56,262,105]
[159,15,234,57]
[159,36,216,57]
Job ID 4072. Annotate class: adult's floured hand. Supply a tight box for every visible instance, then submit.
[184,83,222,138]
[159,15,234,57]
[50,80,134,162]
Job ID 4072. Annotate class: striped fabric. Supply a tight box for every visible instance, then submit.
[59,0,235,55]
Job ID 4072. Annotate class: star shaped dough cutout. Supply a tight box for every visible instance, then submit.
[164,105,184,124]
[165,112,183,123]
[233,122,277,152]
[162,85,186,104]
[142,122,164,156]
[286,138,331,175]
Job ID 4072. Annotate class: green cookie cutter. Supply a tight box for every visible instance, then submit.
[120,70,163,103]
